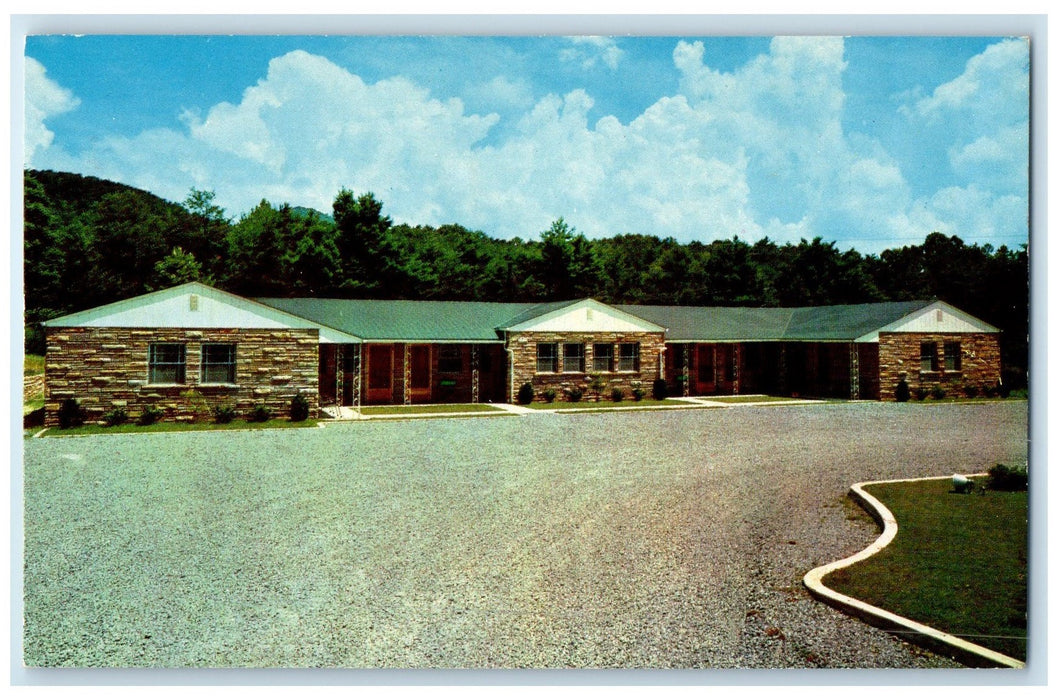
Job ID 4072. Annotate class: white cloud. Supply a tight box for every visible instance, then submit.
[559,36,624,71]
[23,57,80,164]
[29,39,1028,255]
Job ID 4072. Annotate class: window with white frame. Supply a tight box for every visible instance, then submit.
[920,342,938,372]
[592,343,613,372]
[149,343,187,384]
[201,343,237,384]
[563,343,585,373]
[618,343,640,372]
[537,343,558,373]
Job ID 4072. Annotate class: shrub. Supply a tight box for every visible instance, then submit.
[631,383,646,401]
[102,407,128,427]
[290,391,311,421]
[213,404,236,424]
[895,379,910,402]
[914,386,929,401]
[137,405,164,426]
[588,375,607,402]
[611,387,624,402]
[963,384,979,399]
[996,382,1011,399]
[982,383,998,398]
[57,398,86,429]
[987,463,1028,491]
[517,382,535,405]
[567,386,583,402]
[543,387,557,403]
[249,404,272,423]
[652,378,668,400]
[930,385,947,400]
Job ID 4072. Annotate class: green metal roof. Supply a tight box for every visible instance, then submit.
[619,300,936,342]
[256,298,543,342]
[258,295,952,344]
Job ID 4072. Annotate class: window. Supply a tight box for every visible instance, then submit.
[149,343,186,384]
[439,346,462,373]
[537,343,558,373]
[944,341,962,371]
[920,342,938,372]
[563,343,585,373]
[593,343,613,372]
[201,343,236,384]
[618,343,640,372]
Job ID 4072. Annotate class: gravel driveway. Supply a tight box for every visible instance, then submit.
[22,401,1028,668]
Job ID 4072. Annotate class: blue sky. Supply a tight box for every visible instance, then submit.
[23,33,1030,254]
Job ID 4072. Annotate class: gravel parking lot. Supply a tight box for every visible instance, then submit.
[22,401,1028,668]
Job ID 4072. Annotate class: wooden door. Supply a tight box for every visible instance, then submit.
[695,344,716,395]
[408,345,432,403]
[365,345,394,404]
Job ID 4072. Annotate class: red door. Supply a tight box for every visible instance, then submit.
[408,345,432,403]
[366,345,394,404]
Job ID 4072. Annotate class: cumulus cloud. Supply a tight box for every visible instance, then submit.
[23,57,80,164]
[559,36,624,71]
[28,38,1028,254]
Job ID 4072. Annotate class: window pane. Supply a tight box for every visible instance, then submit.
[439,346,462,374]
[944,342,961,371]
[201,344,236,384]
[149,344,186,384]
[593,343,613,372]
[618,343,640,372]
[563,343,584,373]
[537,343,557,373]
[920,342,937,372]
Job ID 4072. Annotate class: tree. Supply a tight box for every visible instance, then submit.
[538,218,600,300]
[332,189,393,295]
[178,187,229,269]
[152,246,211,289]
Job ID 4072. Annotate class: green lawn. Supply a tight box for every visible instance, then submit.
[704,395,812,404]
[526,398,676,410]
[25,354,46,375]
[824,477,1028,661]
[357,403,506,416]
[40,418,320,437]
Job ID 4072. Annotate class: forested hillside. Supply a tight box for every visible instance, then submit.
[23,169,1029,386]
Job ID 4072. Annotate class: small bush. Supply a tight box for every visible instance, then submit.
[930,385,947,400]
[652,378,668,400]
[631,385,646,401]
[249,404,272,423]
[588,375,607,402]
[914,386,929,401]
[137,405,164,426]
[567,386,583,402]
[895,379,910,402]
[57,398,86,429]
[611,387,624,402]
[213,404,236,424]
[996,382,1011,399]
[982,383,998,398]
[987,463,1028,491]
[963,384,979,399]
[517,382,535,405]
[102,407,128,427]
[290,391,311,421]
[543,387,557,403]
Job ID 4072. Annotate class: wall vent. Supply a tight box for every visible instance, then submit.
[586,308,594,321]
[189,294,199,311]
[936,309,943,322]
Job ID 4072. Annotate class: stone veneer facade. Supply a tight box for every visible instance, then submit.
[507,330,666,401]
[876,332,1001,401]
[44,327,319,426]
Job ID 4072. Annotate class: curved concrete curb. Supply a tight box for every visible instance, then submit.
[803,475,1025,669]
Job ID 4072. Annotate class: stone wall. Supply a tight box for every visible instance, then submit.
[877,332,1001,400]
[507,331,666,402]
[44,327,319,426]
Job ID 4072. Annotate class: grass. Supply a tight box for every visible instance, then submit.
[40,418,320,437]
[357,403,506,416]
[703,395,811,404]
[25,354,46,375]
[526,398,673,410]
[824,477,1028,661]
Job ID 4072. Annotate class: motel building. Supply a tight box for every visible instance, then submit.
[39,282,1002,426]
